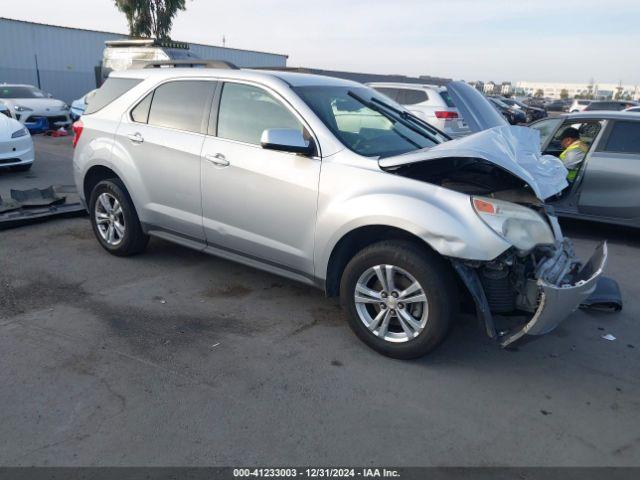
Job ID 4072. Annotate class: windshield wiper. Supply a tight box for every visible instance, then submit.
[368,96,451,140]
[347,91,444,143]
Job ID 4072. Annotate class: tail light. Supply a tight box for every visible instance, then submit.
[72,120,83,148]
[435,111,459,119]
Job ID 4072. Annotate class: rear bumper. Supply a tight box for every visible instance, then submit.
[499,242,607,346]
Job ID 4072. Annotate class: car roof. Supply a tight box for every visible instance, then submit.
[111,68,363,89]
[0,83,37,88]
[558,111,640,121]
[367,82,443,91]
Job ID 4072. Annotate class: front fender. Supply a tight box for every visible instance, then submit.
[314,160,511,280]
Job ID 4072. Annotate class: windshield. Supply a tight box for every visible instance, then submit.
[293,86,444,158]
[0,86,46,99]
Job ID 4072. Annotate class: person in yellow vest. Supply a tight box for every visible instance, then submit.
[558,127,589,182]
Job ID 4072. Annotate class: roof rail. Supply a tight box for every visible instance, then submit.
[141,60,240,70]
[105,39,191,50]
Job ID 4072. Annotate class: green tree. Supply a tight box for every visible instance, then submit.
[560,89,569,99]
[534,89,544,98]
[115,0,188,40]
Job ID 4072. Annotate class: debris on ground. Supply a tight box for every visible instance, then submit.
[601,334,617,341]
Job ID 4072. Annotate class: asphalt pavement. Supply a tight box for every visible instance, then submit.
[0,137,638,466]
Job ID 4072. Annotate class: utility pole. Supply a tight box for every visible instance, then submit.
[222,34,226,47]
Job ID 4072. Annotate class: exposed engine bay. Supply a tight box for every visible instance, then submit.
[383,156,543,206]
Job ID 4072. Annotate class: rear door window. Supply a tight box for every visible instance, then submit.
[602,121,640,154]
[85,78,142,114]
[147,80,216,134]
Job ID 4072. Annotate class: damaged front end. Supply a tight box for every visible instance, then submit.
[452,238,608,347]
[379,123,620,347]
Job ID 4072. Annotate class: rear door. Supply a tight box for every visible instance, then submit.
[116,79,216,240]
[578,119,640,219]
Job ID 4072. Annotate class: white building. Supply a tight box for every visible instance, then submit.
[516,81,640,100]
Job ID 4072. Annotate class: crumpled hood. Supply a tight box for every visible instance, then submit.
[379,125,568,200]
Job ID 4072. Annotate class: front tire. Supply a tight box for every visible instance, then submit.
[89,179,148,256]
[340,241,457,359]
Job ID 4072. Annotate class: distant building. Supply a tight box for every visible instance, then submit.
[516,80,640,100]
[0,17,288,102]
[483,81,497,94]
[500,82,512,95]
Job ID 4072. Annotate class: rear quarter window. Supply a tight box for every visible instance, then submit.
[85,78,142,115]
[439,90,456,108]
[603,121,640,154]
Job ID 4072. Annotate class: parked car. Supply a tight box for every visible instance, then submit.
[0,107,34,171]
[569,99,591,112]
[522,97,546,108]
[0,101,10,118]
[495,96,547,123]
[367,83,471,138]
[544,99,567,112]
[0,84,71,130]
[487,97,527,124]
[530,111,640,227]
[73,68,609,358]
[70,90,96,121]
[583,100,639,112]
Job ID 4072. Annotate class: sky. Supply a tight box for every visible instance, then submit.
[2,0,639,85]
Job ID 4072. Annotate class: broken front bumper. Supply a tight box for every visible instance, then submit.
[453,241,610,348]
[499,242,608,347]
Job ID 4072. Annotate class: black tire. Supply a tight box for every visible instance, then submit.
[12,163,32,172]
[340,241,457,359]
[88,178,148,256]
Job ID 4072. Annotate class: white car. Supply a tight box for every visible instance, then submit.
[0,108,34,171]
[569,99,591,112]
[70,90,96,121]
[624,106,640,113]
[0,84,71,130]
[367,82,471,138]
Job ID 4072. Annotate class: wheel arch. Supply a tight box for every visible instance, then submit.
[324,225,440,297]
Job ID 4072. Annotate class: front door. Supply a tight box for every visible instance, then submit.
[201,82,320,277]
[578,119,640,219]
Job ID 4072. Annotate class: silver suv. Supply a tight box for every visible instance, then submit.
[73,66,608,358]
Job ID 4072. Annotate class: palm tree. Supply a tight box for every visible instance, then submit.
[115,0,188,40]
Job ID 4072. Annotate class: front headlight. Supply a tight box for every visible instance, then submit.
[14,105,33,113]
[11,127,29,138]
[472,197,555,252]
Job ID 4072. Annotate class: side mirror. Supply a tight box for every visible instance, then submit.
[261,128,315,156]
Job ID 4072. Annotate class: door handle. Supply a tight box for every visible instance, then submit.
[205,153,230,167]
[127,132,144,144]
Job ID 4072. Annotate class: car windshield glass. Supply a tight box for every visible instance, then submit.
[0,86,46,99]
[490,97,510,109]
[293,85,443,158]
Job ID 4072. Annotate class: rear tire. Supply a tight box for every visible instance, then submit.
[340,241,457,359]
[88,178,148,256]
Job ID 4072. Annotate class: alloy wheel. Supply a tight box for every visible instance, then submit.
[354,264,429,343]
